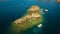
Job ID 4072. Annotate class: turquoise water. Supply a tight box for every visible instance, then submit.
[0,0,60,34]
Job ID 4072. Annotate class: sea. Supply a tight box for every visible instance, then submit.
[0,0,60,34]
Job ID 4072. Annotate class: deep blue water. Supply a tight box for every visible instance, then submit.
[0,0,60,34]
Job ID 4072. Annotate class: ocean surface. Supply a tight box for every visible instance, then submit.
[0,0,60,34]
